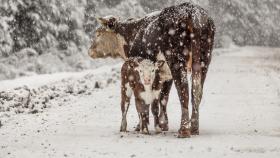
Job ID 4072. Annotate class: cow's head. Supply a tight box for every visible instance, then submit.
[88,16,127,59]
[129,59,165,86]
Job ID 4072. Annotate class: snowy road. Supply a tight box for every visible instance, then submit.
[0,47,280,158]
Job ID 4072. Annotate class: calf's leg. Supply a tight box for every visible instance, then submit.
[135,99,150,134]
[120,84,132,132]
[151,99,161,133]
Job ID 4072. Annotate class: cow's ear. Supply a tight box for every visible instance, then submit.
[97,16,117,30]
[97,17,107,26]
[156,60,165,68]
[128,60,138,68]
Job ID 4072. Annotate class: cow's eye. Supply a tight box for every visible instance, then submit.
[152,69,155,72]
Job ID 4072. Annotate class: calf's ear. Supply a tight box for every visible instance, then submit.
[156,60,165,68]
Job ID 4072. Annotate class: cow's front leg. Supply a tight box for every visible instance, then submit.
[170,63,191,138]
[158,79,173,131]
[191,64,203,135]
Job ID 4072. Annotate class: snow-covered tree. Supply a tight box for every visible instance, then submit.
[84,0,97,37]
[0,0,279,80]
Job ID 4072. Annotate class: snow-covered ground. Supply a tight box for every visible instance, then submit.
[0,47,280,158]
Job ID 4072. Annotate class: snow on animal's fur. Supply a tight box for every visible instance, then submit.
[91,2,215,138]
[120,58,164,134]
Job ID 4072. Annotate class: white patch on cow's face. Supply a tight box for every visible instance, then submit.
[135,60,157,86]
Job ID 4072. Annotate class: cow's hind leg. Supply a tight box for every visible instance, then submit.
[190,63,203,135]
[190,19,214,135]
[170,63,191,138]
[159,79,173,131]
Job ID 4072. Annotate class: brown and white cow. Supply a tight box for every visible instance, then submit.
[89,11,173,131]
[120,58,165,134]
[89,2,215,138]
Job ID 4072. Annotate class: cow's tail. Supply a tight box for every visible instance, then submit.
[200,17,215,84]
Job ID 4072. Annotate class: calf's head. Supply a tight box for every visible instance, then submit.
[88,16,127,59]
[129,59,165,86]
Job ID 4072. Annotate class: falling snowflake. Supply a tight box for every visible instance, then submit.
[128,75,134,81]
[168,29,176,35]
[183,48,190,55]
[165,50,171,56]
[190,33,195,38]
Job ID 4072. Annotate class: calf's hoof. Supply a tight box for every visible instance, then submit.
[177,127,191,138]
[141,128,150,135]
[135,124,140,132]
[155,125,162,134]
[120,127,128,133]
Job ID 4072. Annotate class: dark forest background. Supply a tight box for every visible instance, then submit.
[0,0,279,80]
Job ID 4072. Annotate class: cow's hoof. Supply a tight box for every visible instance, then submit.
[191,128,199,135]
[177,128,191,138]
[159,124,169,131]
[120,129,128,133]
